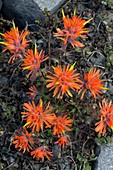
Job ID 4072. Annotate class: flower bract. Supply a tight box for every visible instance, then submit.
[46,63,81,98]
[26,85,37,100]
[54,136,70,148]
[54,9,92,49]
[21,99,55,132]
[13,128,34,153]
[95,99,113,136]
[0,21,30,63]
[31,147,53,162]
[22,44,48,78]
[78,67,107,99]
[53,115,73,137]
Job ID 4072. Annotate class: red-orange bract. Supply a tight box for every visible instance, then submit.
[54,136,70,148]
[0,21,30,63]
[21,99,55,132]
[46,63,81,99]
[54,9,92,49]
[95,99,113,136]
[13,128,34,153]
[53,115,73,137]
[31,147,53,162]
[78,67,106,99]
[26,85,37,100]
[21,44,48,78]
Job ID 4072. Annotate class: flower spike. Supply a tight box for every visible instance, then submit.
[95,99,113,136]
[46,64,81,98]
[54,9,92,49]
[0,22,30,63]
[78,67,107,99]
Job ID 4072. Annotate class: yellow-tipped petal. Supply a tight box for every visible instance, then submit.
[89,67,93,73]
[83,18,93,26]
[102,87,110,90]
[22,66,31,70]
[62,9,65,18]
[52,66,55,70]
[0,32,4,36]
[110,126,113,130]
[23,122,31,127]
[12,20,16,29]
[69,62,76,71]
[74,8,76,16]
[0,42,6,44]
[55,82,60,85]
[67,89,73,97]
[39,99,43,107]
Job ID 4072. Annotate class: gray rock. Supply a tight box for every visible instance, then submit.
[2,0,45,30]
[94,138,113,170]
[2,0,66,30]
[36,0,67,14]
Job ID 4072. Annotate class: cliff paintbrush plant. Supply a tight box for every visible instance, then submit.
[21,99,55,132]
[13,127,34,153]
[54,9,92,49]
[26,85,37,100]
[21,43,48,79]
[31,147,53,162]
[1,6,112,168]
[0,21,30,63]
[54,136,70,148]
[53,114,73,137]
[46,63,82,98]
[78,67,108,99]
[95,99,113,136]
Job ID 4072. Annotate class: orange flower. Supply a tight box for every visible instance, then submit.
[54,9,92,49]
[0,21,30,63]
[53,115,73,137]
[31,147,53,162]
[54,136,70,148]
[21,99,55,132]
[46,63,81,98]
[21,43,48,78]
[78,67,107,99]
[26,85,37,100]
[13,128,34,153]
[95,100,113,136]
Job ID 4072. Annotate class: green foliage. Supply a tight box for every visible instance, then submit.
[1,102,16,118]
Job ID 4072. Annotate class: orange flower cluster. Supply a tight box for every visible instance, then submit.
[26,85,37,100]
[53,115,73,136]
[95,100,113,136]
[54,136,70,148]
[0,22,48,80]
[13,98,73,160]
[54,9,92,49]
[13,128,34,153]
[78,67,107,99]
[46,63,81,98]
[13,127,53,162]
[1,9,111,163]
[52,114,73,148]
[0,21,30,63]
[31,147,53,162]
[22,44,48,78]
[21,99,55,132]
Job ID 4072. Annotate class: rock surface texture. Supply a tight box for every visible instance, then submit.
[35,0,67,14]
[94,139,113,170]
[2,0,66,30]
